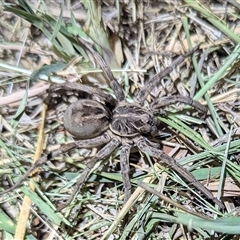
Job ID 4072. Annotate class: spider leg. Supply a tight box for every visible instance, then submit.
[59,136,121,210]
[0,133,111,195]
[135,46,199,104]
[136,136,224,209]
[45,82,116,108]
[151,95,207,114]
[120,141,132,203]
[76,36,125,102]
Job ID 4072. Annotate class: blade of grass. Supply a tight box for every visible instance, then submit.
[0,208,16,234]
[217,123,234,205]
[174,212,240,234]
[184,0,240,43]
[161,114,240,173]
[194,43,240,100]
[158,115,212,150]
[14,103,46,239]
[182,16,224,137]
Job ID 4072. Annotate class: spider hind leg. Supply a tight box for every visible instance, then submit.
[58,135,121,210]
[151,95,207,115]
[120,141,132,203]
[136,136,224,209]
[45,82,117,108]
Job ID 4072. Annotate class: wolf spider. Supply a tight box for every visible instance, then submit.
[2,37,223,209]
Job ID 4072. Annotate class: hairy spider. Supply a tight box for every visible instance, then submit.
[2,37,224,209]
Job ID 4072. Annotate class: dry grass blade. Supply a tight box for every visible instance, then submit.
[14,103,47,240]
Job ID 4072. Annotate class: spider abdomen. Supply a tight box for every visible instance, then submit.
[64,100,111,139]
[110,102,156,136]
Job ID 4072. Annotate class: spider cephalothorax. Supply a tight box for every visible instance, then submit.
[110,102,157,137]
[1,36,224,210]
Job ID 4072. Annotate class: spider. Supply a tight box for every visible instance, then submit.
[2,36,224,210]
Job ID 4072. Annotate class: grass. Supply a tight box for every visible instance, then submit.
[1,0,240,239]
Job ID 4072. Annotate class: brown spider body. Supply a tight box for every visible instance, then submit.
[64,99,110,139]
[110,102,157,137]
[1,37,224,210]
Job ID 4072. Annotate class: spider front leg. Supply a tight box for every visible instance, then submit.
[0,133,111,195]
[136,136,224,209]
[151,95,207,115]
[59,135,121,210]
[45,82,117,108]
[76,36,125,102]
[135,46,199,104]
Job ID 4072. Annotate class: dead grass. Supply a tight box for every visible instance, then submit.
[1,0,240,239]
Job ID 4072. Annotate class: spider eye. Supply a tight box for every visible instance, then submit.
[63,100,110,139]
